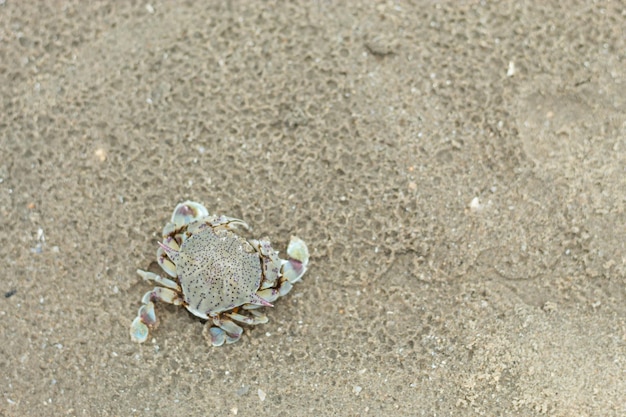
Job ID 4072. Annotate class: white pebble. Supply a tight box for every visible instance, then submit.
[507,61,515,77]
[258,388,266,401]
[469,197,483,212]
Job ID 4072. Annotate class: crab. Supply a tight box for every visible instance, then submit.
[130,201,309,346]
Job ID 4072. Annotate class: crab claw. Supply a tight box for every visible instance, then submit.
[282,236,309,284]
[171,201,209,227]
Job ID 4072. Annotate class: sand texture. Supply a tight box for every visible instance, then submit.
[1,1,625,416]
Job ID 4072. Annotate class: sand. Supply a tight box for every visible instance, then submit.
[1,1,625,416]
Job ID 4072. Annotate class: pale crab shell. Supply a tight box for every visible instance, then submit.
[130,201,309,346]
[158,225,271,318]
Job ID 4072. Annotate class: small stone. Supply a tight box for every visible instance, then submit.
[94,148,107,162]
[507,61,515,77]
[257,388,266,401]
[469,197,483,212]
[542,301,557,312]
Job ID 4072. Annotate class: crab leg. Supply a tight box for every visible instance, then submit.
[140,286,182,305]
[206,327,227,347]
[130,285,183,343]
[207,215,249,230]
[250,238,283,289]
[206,311,268,346]
[207,317,244,346]
[136,269,180,290]
[241,288,280,310]
[156,249,178,277]
[278,278,294,296]
[226,311,269,325]
[156,235,181,278]
[212,310,270,346]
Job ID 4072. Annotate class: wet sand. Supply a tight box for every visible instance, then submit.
[1,1,625,416]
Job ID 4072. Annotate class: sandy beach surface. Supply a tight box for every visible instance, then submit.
[1,1,625,416]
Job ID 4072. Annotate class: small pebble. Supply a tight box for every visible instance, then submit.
[469,197,483,212]
[257,388,266,401]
